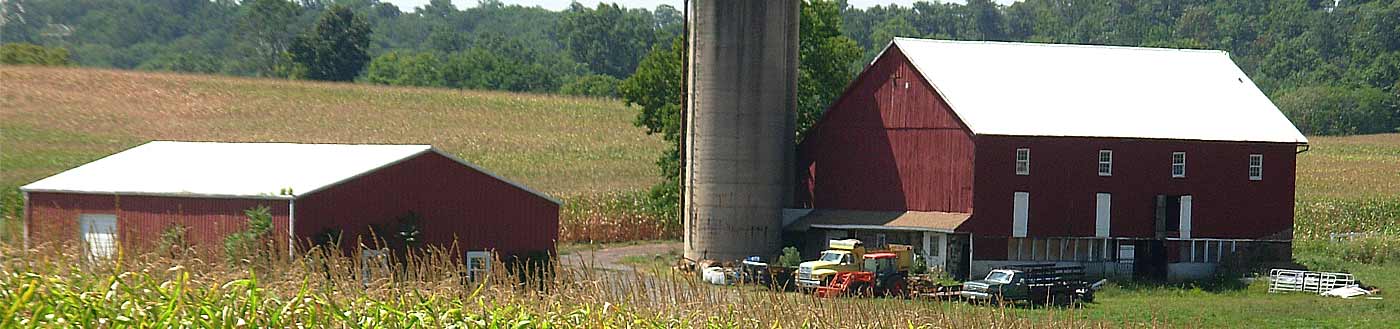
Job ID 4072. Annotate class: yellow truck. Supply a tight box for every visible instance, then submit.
[796,239,913,288]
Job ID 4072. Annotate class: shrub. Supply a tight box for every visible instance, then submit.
[777,246,802,267]
[0,43,70,66]
[223,205,274,262]
[560,74,620,98]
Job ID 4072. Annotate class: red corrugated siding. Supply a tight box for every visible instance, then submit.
[968,136,1298,241]
[294,152,559,258]
[25,192,290,256]
[797,46,975,213]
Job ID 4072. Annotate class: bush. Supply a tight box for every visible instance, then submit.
[560,74,620,98]
[224,205,274,262]
[0,43,71,66]
[364,51,444,87]
[777,247,802,267]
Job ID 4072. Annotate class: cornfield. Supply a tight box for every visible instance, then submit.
[0,242,1147,328]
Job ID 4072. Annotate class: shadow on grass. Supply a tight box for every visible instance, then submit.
[1107,275,1254,294]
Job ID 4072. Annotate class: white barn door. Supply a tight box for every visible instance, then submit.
[1179,195,1193,239]
[80,214,117,260]
[1095,193,1111,237]
[1012,192,1029,237]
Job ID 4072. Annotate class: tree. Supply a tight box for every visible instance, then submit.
[561,74,621,98]
[289,5,371,81]
[799,0,863,138]
[558,3,657,78]
[236,0,300,77]
[621,37,685,208]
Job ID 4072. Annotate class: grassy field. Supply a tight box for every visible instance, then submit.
[0,66,663,196]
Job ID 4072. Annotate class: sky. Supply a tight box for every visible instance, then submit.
[382,0,1021,12]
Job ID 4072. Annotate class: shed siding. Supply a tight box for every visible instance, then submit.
[25,192,290,256]
[797,46,975,213]
[294,152,559,258]
[967,136,1297,251]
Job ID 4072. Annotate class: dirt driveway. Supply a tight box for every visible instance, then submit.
[558,241,682,271]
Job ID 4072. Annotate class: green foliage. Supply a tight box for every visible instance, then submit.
[560,74,621,98]
[557,3,657,78]
[223,205,274,262]
[137,53,221,74]
[236,0,301,77]
[0,43,70,66]
[364,51,444,87]
[798,0,864,138]
[289,5,371,82]
[778,247,803,268]
[1273,85,1399,135]
[1296,235,1400,266]
[157,224,189,257]
[1294,197,1400,240]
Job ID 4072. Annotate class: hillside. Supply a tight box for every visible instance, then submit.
[0,66,664,196]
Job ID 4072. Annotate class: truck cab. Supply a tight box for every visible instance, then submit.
[796,239,865,287]
[960,269,1028,301]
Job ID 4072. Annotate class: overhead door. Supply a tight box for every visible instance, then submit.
[80,214,117,259]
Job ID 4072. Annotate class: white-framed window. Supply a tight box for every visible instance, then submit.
[467,251,493,282]
[1248,154,1263,181]
[1098,150,1113,176]
[1171,152,1186,178]
[1015,148,1030,176]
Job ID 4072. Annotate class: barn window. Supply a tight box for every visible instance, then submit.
[1098,150,1113,176]
[1015,148,1030,176]
[1171,152,1186,178]
[1249,154,1263,181]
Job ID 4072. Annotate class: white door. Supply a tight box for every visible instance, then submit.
[921,232,946,271]
[1179,195,1193,239]
[1095,193,1111,237]
[79,214,117,259]
[1012,192,1029,237]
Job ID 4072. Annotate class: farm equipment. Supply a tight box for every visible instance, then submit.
[960,264,1106,305]
[796,239,913,288]
[734,256,796,290]
[813,252,912,298]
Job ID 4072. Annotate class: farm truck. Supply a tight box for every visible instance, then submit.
[796,239,915,292]
[960,264,1106,305]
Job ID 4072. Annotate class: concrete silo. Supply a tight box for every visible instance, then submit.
[683,0,799,261]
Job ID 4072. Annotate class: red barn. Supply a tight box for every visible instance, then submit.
[22,141,560,265]
[789,38,1308,280]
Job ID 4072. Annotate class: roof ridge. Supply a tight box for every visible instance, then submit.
[892,37,1228,55]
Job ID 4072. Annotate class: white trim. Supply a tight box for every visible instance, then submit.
[1012,192,1029,237]
[1171,152,1187,178]
[1095,193,1111,237]
[22,191,30,249]
[1098,150,1113,176]
[808,224,956,234]
[288,199,296,258]
[20,189,292,200]
[1178,195,1192,239]
[1248,154,1263,181]
[1015,148,1030,176]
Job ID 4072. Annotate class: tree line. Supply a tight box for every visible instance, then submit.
[2,0,1397,135]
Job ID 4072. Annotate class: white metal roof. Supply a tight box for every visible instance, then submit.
[885,38,1308,144]
[21,141,560,203]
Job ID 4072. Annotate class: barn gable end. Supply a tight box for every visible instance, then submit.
[797,45,975,214]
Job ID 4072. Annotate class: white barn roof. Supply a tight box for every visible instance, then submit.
[885,38,1308,144]
[21,141,558,203]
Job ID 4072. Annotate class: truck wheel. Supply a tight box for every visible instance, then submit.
[1080,291,1095,304]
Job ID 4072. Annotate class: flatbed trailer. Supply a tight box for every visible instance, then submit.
[961,264,1105,305]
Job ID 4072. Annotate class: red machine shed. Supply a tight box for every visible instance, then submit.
[22,141,559,259]
[792,38,1308,280]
